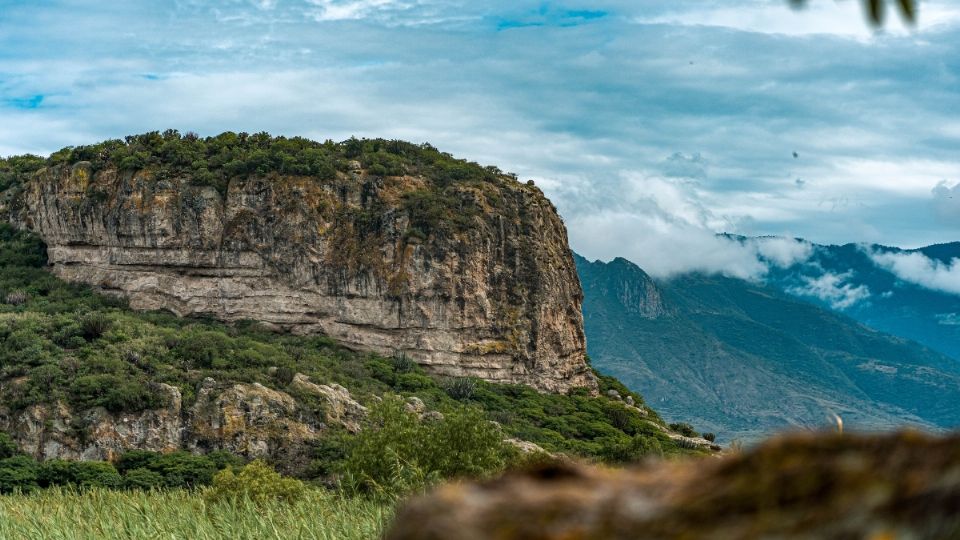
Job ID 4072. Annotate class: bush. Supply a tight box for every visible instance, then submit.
[598,435,663,464]
[204,460,306,506]
[669,422,698,438]
[5,290,28,306]
[145,452,220,489]
[702,432,716,443]
[0,455,39,493]
[0,432,19,459]
[122,467,165,490]
[80,313,111,341]
[37,460,122,489]
[339,397,507,498]
[444,377,477,401]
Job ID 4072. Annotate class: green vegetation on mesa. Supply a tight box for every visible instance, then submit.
[0,225,695,495]
[0,130,513,240]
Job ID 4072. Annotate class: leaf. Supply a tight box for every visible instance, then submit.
[897,0,917,24]
[867,0,886,26]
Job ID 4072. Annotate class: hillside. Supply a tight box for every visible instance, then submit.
[576,254,960,442]
[1,131,594,393]
[0,137,714,492]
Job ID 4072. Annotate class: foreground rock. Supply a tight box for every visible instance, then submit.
[14,160,596,392]
[387,431,960,539]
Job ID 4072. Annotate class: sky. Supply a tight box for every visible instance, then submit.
[1,0,960,280]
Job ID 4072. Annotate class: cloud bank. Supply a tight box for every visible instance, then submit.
[869,250,960,296]
[789,271,872,310]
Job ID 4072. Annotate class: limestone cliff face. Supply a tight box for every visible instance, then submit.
[17,162,595,393]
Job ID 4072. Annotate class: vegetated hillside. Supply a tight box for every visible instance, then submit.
[0,130,595,393]
[749,237,960,361]
[0,224,708,488]
[576,254,960,442]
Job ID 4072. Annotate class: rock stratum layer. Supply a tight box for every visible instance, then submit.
[15,160,595,393]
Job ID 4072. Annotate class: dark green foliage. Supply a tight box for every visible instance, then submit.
[339,397,508,498]
[0,433,18,459]
[145,451,220,488]
[703,432,717,443]
[0,455,39,493]
[598,435,663,464]
[122,467,165,490]
[669,422,699,438]
[444,377,477,401]
[80,312,111,341]
[38,460,122,489]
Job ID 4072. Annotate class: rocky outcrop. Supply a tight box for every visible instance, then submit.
[16,162,596,392]
[0,374,364,465]
[388,431,960,540]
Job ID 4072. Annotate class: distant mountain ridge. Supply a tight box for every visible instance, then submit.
[576,253,960,442]
[757,238,960,361]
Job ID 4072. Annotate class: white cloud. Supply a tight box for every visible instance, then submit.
[789,271,872,309]
[869,250,960,295]
[564,171,813,279]
[305,0,418,22]
[932,180,960,226]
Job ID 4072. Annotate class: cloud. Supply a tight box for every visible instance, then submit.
[932,181,960,226]
[788,271,871,309]
[662,152,708,179]
[869,250,960,296]
[564,170,813,279]
[936,313,960,326]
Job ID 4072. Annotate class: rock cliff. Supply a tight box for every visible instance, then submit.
[13,145,595,393]
[0,373,367,469]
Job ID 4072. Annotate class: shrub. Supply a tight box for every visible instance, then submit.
[339,397,507,498]
[37,460,123,489]
[204,460,306,506]
[5,290,28,306]
[444,377,477,401]
[149,452,219,488]
[669,422,698,438]
[702,432,716,443]
[122,467,165,490]
[0,432,19,459]
[80,312,111,341]
[598,435,663,464]
[0,455,39,493]
[391,351,415,373]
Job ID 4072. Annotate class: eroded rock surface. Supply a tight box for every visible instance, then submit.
[16,162,596,392]
[0,374,362,465]
[387,431,960,540]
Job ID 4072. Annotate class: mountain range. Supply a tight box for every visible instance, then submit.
[760,238,960,361]
[577,252,960,442]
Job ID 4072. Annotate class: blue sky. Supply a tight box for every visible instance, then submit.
[2,0,960,277]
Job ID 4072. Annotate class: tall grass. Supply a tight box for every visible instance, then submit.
[0,487,391,540]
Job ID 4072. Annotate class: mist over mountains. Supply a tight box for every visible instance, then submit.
[577,242,960,442]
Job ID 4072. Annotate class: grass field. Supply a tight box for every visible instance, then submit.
[0,487,392,540]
